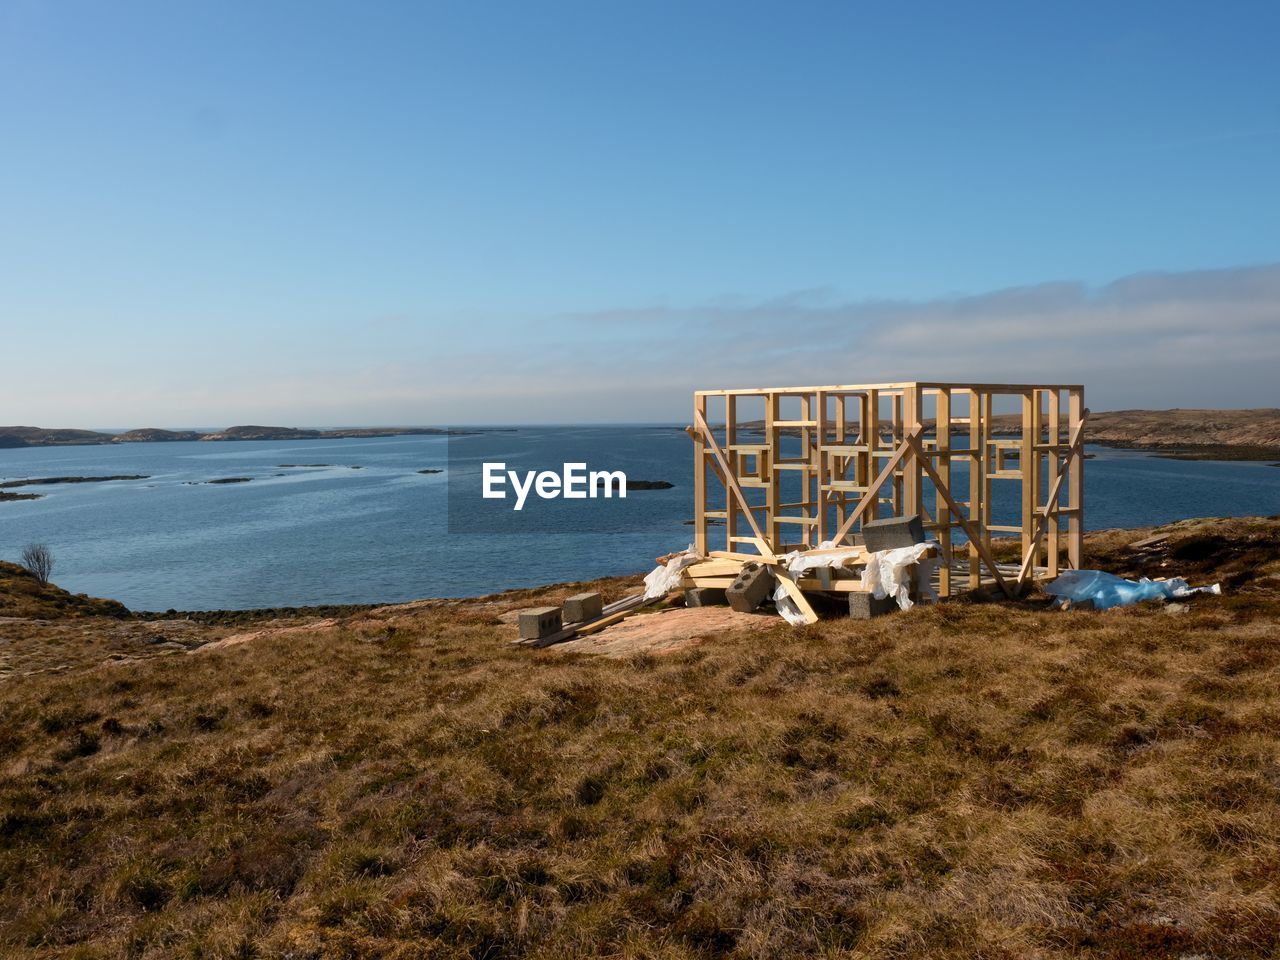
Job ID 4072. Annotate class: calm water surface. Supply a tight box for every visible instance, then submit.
[1,429,1277,610]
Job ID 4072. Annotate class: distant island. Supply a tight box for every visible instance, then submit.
[4,410,1279,460]
[0,425,510,448]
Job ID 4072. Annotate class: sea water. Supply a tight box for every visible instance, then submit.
[1,428,1277,610]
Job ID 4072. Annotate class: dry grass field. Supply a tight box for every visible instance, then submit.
[1,518,1279,959]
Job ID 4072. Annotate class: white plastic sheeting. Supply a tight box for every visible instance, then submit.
[772,582,809,626]
[860,541,940,611]
[778,542,866,576]
[773,541,864,626]
[643,545,702,600]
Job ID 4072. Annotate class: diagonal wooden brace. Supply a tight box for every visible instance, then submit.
[903,432,1015,599]
[828,425,923,545]
[1015,409,1091,587]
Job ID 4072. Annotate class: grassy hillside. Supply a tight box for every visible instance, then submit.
[0,561,128,620]
[0,520,1278,958]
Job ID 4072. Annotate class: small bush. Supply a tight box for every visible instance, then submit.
[19,543,54,585]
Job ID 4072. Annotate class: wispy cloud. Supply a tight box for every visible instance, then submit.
[5,264,1279,425]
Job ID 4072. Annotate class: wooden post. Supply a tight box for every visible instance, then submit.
[1020,391,1035,574]
[903,385,923,524]
[815,389,827,545]
[693,393,707,555]
[935,387,952,596]
[1047,389,1061,578]
[968,389,983,589]
[725,394,737,553]
[766,391,781,553]
[1068,387,1085,569]
[865,389,879,526]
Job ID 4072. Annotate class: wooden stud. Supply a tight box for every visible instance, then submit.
[1068,387,1085,570]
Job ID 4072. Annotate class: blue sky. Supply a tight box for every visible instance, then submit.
[2,1,1278,425]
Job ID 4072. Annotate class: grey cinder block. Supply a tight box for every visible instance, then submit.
[861,514,926,553]
[726,561,775,613]
[683,587,727,607]
[848,591,898,620]
[563,592,603,623]
[518,606,563,640]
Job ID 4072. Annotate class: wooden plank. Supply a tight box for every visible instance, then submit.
[772,566,820,624]
[1068,388,1085,569]
[572,607,637,637]
[725,394,737,553]
[968,389,983,590]
[1020,392,1035,573]
[766,392,781,551]
[935,387,951,596]
[1047,390,1061,578]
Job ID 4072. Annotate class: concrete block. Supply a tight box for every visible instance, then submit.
[563,592,603,623]
[683,587,727,607]
[848,591,898,620]
[726,561,775,613]
[861,514,926,553]
[518,606,562,640]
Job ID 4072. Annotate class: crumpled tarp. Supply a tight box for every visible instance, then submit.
[643,545,702,600]
[771,582,809,626]
[1044,569,1221,610]
[860,541,940,611]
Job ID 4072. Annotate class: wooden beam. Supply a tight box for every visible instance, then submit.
[1068,388,1085,570]
[773,567,820,624]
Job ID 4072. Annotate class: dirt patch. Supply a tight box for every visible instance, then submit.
[546,605,768,657]
[200,619,340,651]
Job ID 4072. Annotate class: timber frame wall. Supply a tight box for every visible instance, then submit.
[690,382,1087,598]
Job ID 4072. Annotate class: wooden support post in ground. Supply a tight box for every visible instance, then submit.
[935,387,952,597]
[1068,388,1085,570]
[693,393,707,556]
[1047,389,1061,578]
[1015,410,1090,588]
[1020,391,1035,576]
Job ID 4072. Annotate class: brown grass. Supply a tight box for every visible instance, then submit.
[1,519,1278,958]
[0,561,128,620]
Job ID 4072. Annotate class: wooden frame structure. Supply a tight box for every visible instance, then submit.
[688,382,1087,614]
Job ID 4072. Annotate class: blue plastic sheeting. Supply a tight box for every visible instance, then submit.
[1044,570,1194,611]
